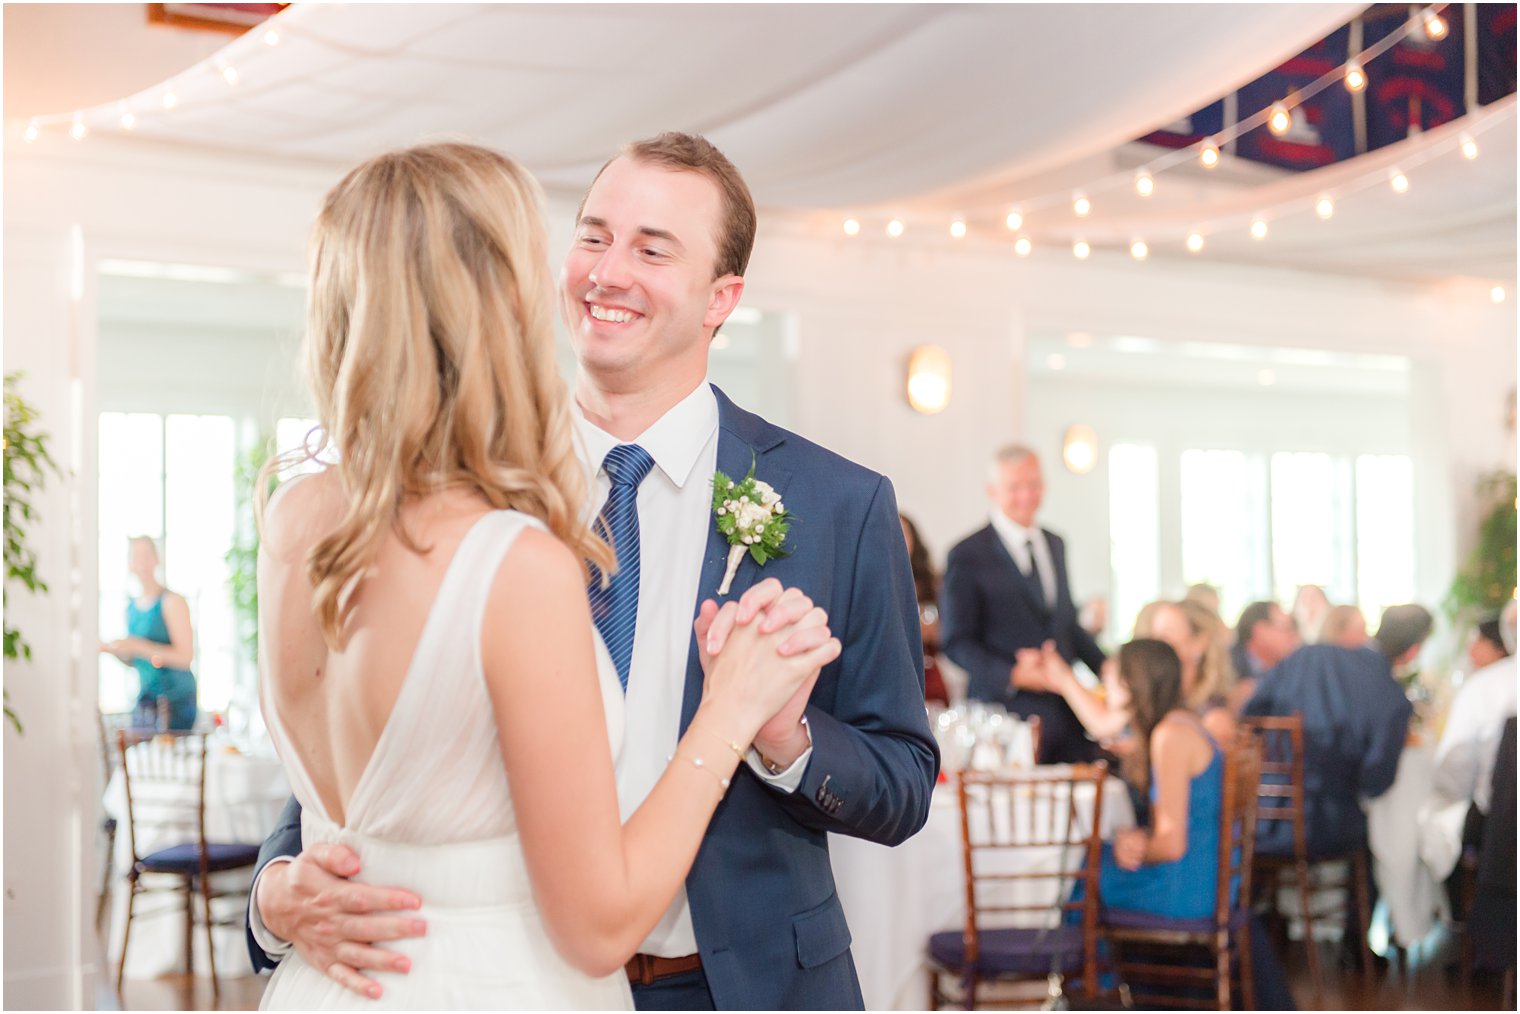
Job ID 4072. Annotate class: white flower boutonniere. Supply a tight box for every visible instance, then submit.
[711,464,792,595]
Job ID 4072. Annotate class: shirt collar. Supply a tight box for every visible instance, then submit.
[990,509,1039,547]
[572,381,718,490]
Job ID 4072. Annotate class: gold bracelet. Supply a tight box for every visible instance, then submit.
[701,725,747,761]
[685,753,731,791]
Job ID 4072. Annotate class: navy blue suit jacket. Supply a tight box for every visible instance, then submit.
[940,524,1105,764]
[1242,644,1411,856]
[247,386,939,1009]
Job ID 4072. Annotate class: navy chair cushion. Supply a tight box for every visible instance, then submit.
[929,925,1089,975]
[1102,905,1249,935]
[139,841,262,874]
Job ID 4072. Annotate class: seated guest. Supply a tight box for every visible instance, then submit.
[900,512,950,706]
[1469,716,1517,985]
[942,445,1105,762]
[1320,603,1369,649]
[1431,602,1517,845]
[1292,584,1332,644]
[1184,582,1221,617]
[1097,639,1223,920]
[1242,604,1425,858]
[98,535,198,731]
[1466,612,1512,673]
[1229,600,1300,703]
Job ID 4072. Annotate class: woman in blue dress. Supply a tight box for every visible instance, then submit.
[99,536,198,730]
[1099,637,1223,920]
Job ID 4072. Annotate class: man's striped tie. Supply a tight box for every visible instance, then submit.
[586,444,655,692]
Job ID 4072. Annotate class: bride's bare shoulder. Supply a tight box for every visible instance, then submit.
[261,468,346,561]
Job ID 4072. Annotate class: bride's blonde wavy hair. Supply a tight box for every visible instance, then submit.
[262,142,613,647]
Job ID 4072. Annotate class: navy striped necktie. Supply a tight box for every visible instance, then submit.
[586,444,656,692]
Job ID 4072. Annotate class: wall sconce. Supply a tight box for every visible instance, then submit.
[905,344,952,415]
[1062,424,1098,474]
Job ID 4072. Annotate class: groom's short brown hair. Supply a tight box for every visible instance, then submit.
[582,132,757,281]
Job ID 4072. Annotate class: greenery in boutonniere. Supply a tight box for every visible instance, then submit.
[711,463,792,594]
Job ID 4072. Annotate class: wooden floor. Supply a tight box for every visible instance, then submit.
[98,915,1509,1011]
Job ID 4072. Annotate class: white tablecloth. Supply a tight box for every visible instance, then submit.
[833,769,1135,1011]
[1366,742,1440,947]
[103,740,290,979]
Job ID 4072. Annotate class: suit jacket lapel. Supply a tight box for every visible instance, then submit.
[680,385,791,733]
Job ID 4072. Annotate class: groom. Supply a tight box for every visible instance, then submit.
[246,133,938,1009]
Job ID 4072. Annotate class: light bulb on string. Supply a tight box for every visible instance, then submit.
[842,218,860,237]
[1250,219,1269,240]
[1344,61,1368,93]
[221,63,240,86]
[1005,209,1023,231]
[1268,102,1292,136]
[1073,240,1091,260]
[1134,172,1154,198]
[1492,286,1507,304]
[1422,8,1448,40]
[1073,195,1091,217]
[1130,240,1148,261]
[949,219,967,239]
[70,118,87,141]
[263,29,280,46]
[1014,236,1032,257]
[1461,134,1479,160]
[886,219,904,238]
[1315,196,1335,220]
[1185,232,1205,253]
[1200,139,1221,169]
[120,109,136,130]
[24,120,38,143]
[1390,170,1410,194]
[162,89,178,109]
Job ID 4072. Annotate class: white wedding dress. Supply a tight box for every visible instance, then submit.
[260,511,634,1010]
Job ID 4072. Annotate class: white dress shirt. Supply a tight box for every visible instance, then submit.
[1433,654,1518,814]
[987,509,1056,607]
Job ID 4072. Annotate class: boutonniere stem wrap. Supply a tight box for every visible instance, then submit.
[711,465,791,595]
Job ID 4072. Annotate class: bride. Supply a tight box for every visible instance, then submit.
[255,143,839,1008]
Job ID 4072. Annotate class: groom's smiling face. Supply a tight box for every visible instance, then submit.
[561,156,743,391]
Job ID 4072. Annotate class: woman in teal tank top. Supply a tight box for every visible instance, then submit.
[99,537,198,730]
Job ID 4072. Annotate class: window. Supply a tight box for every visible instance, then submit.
[1355,455,1416,619]
[1107,443,1159,640]
[1180,450,1269,626]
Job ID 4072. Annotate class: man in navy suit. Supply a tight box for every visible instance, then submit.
[941,445,1106,763]
[245,134,937,1009]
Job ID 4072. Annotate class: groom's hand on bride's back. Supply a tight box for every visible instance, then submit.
[258,842,426,1000]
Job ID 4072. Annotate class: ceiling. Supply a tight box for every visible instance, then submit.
[6,3,1514,286]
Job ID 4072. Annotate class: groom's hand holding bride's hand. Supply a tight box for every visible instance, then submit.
[257,842,425,1000]
[695,578,837,768]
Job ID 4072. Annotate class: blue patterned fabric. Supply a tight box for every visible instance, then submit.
[586,444,655,692]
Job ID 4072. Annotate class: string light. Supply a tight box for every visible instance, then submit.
[1072,240,1091,260]
[1014,236,1032,257]
[886,219,904,238]
[1005,210,1023,231]
[1344,60,1368,93]
[220,63,240,86]
[162,89,178,109]
[842,218,860,236]
[120,109,136,130]
[949,219,967,239]
[1422,8,1448,40]
[1185,232,1205,253]
[69,118,87,141]
[1460,134,1479,159]
[263,28,280,46]
[1315,195,1335,220]
[1268,101,1292,136]
[1130,240,1149,261]
[1073,195,1091,217]
[1390,170,1410,193]
[24,121,38,143]
[1492,286,1507,304]
[1134,172,1154,198]
[1200,139,1221,169]
[1250,219,1269,240]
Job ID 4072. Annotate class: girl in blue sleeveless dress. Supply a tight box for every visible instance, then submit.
[100,537,198,730]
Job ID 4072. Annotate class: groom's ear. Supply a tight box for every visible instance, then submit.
[704,274,746,331]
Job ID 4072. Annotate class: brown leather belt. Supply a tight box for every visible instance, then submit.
[624,952,702,986]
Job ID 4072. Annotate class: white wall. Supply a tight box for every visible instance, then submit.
[4,132,1513,1005]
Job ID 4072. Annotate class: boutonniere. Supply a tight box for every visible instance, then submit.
[711,463,792,595]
